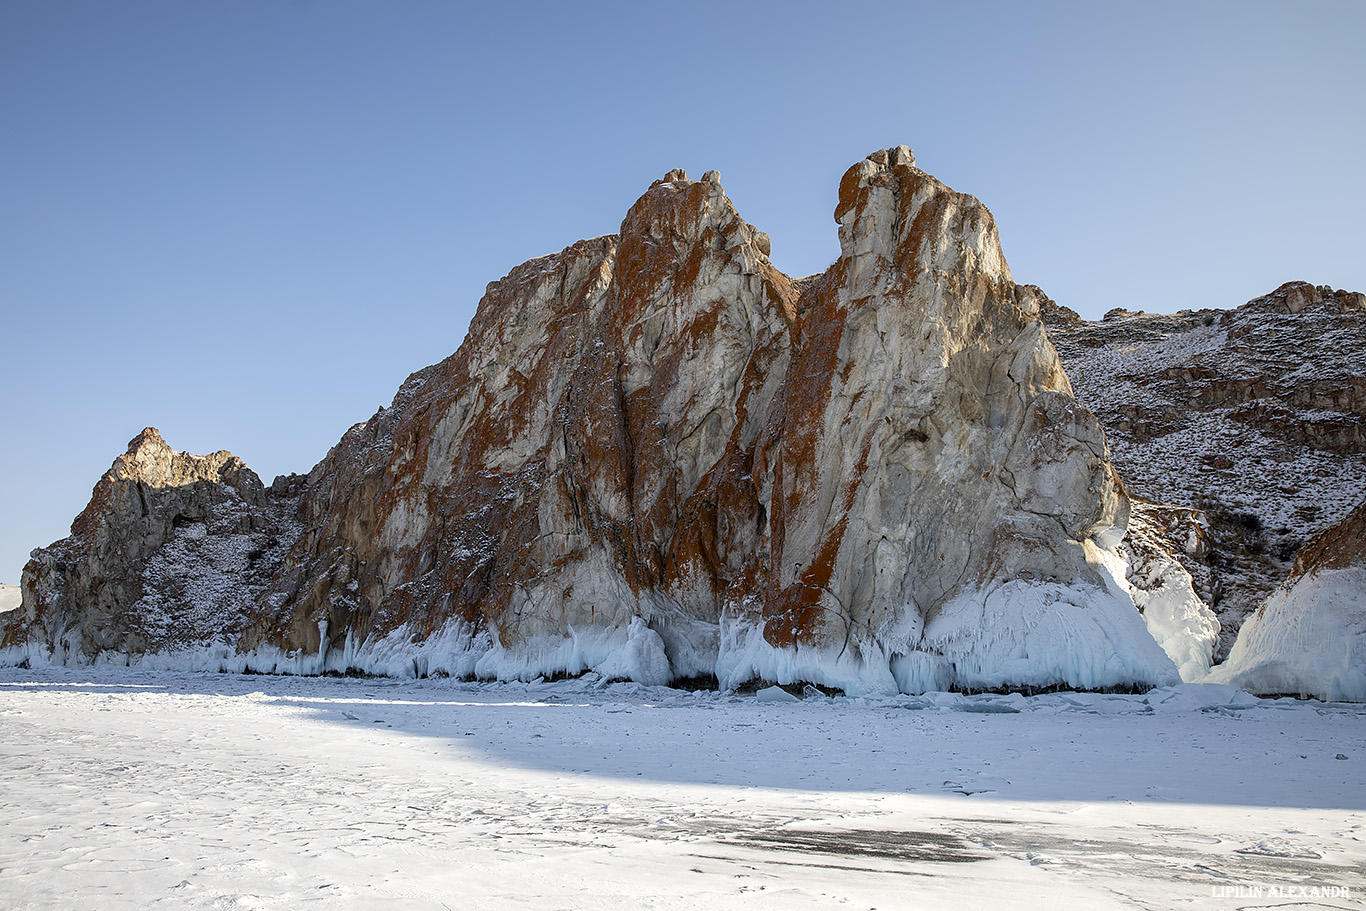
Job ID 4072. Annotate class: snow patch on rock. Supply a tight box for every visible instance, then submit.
[1122,542,1219,681]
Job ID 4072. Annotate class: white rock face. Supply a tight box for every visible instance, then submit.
[709,147,1177,693]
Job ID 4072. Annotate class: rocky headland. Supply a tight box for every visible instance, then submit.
[4,149,1362,699]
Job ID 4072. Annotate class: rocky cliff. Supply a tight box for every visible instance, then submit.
[1043,282,1366,659]
[0,148,1184,693]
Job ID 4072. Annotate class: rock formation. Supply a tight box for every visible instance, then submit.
[2,429,300,662]
[2,148,1212,693]
[1205,496,1366,700]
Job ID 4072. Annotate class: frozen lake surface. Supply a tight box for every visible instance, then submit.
[1,669,1362,909]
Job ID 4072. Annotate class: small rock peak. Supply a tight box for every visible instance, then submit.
[649,168,692,191]
[835,145,918,224]
[754,229,772,259]
[127,427,169,454]
[1018,284,1081,325]
[1257,280,1365,315]
[629,165,757,253]
[867,145,916,170]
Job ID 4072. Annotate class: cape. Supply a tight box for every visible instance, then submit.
[9,147,1358,697]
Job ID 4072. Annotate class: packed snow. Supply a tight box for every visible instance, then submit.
[920,571,1182,693]
[1,668,1362,910]
[1123,542,1221,681]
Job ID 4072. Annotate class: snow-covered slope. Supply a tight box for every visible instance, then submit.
[0,585,19,615]
[1205,566,1366,701]
[1044,282,1366,659]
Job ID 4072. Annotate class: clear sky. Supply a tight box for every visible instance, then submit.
[2,1,1363,585]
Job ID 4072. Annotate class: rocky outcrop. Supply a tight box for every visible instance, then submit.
[3,149,1183,693]
[1,429,301,662]
[1205,497,1366,700]
[245,147,1173,692]
[1045,281,1366,658]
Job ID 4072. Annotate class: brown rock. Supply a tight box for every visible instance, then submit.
[1044,280,1366,659]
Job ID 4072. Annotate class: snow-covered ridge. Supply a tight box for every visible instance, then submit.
[0,584,19,615]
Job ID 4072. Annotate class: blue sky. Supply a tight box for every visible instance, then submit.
[2,1,1363,585]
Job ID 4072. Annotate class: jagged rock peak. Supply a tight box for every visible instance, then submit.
[835,144,916,223]
[631,165,772,265]
[101,427,261,495]
[1255,280,1366,315]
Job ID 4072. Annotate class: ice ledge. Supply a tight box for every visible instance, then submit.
[0,574,1194,697]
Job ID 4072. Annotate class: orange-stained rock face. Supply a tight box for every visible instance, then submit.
[240,168,804,668]
[1289,496,1366,581]
[7,148,1160,692]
